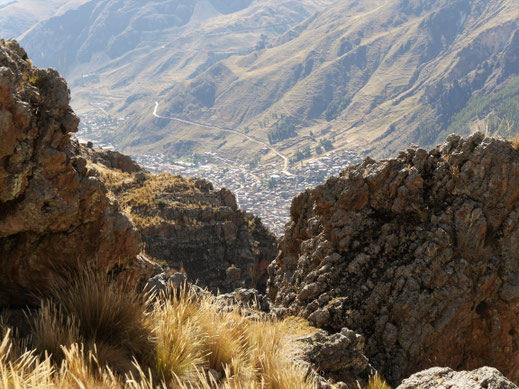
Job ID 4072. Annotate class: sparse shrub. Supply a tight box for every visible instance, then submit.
[320,138,334,152]
[267,116,297,144]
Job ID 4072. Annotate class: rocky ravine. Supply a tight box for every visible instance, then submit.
[0,40,144,307]
[268,133,519,385]
[80,144,278,293]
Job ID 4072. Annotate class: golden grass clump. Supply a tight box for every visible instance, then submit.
[367,373,392,389]
[32,270,155,374]
[1,277,321,388]
[152,289,204,383]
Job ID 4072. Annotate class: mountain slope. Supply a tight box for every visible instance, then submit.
[136,0,518,160]
[20,0,331,90]
[18,0,339,162]
[17,0,519,164]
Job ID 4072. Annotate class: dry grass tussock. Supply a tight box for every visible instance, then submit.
[366,373,391,389]
[0,272,327,388]
[94,168,215,229]
[470,115,519,151]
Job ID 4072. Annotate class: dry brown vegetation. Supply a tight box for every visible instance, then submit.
[0,271,392,388]
[0,272,321,388]
[367,374,391,389]
[93,165,217,230]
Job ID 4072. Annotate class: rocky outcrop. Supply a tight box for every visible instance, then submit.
[81,147,278,293]
[397,367,518,389]
[297,328,373,388]
[0,40,142,307]
[81,144,144,174]
[268,133,519,384]
[216,288,271,313]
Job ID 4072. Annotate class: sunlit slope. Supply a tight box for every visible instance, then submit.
[125,0,519,159]
[18,0,519,162]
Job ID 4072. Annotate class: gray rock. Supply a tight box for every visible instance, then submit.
[397,367,518,389]
[308,308,330,327]
[169,272,187,288]
[145,273,168,294]
[217,288,271,312]
[298,327,373,388]
[208,368,222,383]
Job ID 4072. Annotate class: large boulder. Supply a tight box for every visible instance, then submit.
[397,367,518,389]
[0,40,142,307]
[268,133,519,384]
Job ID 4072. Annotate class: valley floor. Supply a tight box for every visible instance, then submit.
[77,111,361,235]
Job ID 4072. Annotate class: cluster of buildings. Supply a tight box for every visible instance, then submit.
[76,108,123,150]
[132,150,362,236]
[77,111,362,236]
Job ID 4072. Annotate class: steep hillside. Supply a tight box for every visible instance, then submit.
[16,0,339,161]
[80,145,278,292]
[137,0,519,160]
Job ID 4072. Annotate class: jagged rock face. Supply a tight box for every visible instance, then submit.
[0,40,141,307]
[268,133,519,384]
[81,146,278,293]
[397,367,519,389]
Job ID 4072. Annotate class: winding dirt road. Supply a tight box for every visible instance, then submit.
[153,102,290,172]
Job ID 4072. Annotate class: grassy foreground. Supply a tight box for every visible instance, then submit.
[0,272,320,388]
[0,272,391,388]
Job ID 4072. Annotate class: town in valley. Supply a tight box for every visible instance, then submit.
[77,109,362,235]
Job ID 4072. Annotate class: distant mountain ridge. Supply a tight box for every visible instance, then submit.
[147,0,519,159]
[14,0,519,163]
[20,0,326,77]
[0,0,88,39]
